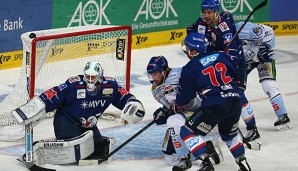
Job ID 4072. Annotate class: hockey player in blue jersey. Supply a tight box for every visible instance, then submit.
[146,56,222,171]
[186,0,261,148]
[236,21,291,130]
[175,33,251,171]
[12,61,145,165]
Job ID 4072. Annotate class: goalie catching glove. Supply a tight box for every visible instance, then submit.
[121,98,145,124]
[11,96,46,125]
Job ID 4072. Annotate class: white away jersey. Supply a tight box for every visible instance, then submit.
[242,24,275,63]
[151,67,201,111]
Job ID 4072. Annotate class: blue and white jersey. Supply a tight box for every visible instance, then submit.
[242,24,275,64]
[151,68,201,111]
[176,52,240,108]
[39,75,134,128]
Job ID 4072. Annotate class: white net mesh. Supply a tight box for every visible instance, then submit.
[0,25,131,140]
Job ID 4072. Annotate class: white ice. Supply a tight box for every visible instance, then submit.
[0,35,298,171]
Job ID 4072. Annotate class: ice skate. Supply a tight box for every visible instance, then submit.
[172,152,192,171]
[198,155,214,171]
[205,139,223,164]
[274,114,291,130]
[236,155,251,171]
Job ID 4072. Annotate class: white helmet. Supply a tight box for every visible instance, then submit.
[83,62,103,94]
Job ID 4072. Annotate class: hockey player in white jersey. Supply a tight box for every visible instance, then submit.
[236,22,291,130]
[146,56,222,171]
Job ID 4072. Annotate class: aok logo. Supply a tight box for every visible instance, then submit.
[134,0,178,21]
[221,0,253,13]
[68,0,111,27]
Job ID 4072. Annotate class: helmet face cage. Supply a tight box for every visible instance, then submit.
[236,22,265,46]
[146,56,169,84]
[83,62,104,92]
[184,33,208,58]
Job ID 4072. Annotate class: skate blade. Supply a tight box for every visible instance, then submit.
[247,138,262,151]
[275,122,292,131]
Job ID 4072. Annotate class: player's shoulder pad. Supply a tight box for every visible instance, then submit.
[165,68,181,85]
[101,76,118,87]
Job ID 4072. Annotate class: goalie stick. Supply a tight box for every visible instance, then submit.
[78,119,156,165]
[21,33,56,171]
[224,0,268,51]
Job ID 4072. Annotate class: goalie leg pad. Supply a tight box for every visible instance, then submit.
[33,130,94,165]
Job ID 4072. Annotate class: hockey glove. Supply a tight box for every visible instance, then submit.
[153,107,172,125]
[258,44,273,63]
[121,98,145,124]
[11,96,46,125]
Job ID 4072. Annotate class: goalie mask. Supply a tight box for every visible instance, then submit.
[83,61,103,96]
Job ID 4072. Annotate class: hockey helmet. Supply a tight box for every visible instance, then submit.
[236,22,265,45]
[184,33,208,57]
[201,0,220,12]
[146,56,169,84]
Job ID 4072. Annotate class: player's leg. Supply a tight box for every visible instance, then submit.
[166,114,192,171]
[239,63,261,144]
[218,100,251,171]
[258,60,291,130]
[181,108,224,171]
[239,91,261,145]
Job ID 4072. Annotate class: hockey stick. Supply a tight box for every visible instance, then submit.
[21,33,56,171]
[224,0,268,51]
[78,119,156,165]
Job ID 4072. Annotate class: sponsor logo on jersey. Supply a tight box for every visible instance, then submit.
[173,138,182,148]
[58,83,67,91]
[102,88,113,97]
[184,136,200,151]
[164,84,174,94]
[80,100,106,109]
[218,22,230,32]
[197,122,212,133]
[223,33,232,44]
[197,25,206,34]
[77,89,86,99]
[199,54,219,67]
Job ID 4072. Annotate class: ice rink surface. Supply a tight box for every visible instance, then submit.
[0,35,297,171]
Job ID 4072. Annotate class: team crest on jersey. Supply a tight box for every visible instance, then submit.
[77,89,86,99]
[164,84,174,94]
[197,25,206,34]
[102,88,113,97]
[218,22,230,32]
[223,33,232,44]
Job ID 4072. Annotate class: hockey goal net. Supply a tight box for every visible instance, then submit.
[0,25,132,141]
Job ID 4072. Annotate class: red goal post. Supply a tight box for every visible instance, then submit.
[0,25,132,141]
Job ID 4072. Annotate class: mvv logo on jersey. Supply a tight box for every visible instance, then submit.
[80,100,107,109]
